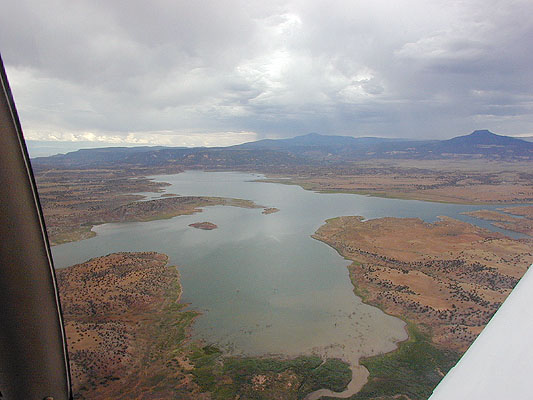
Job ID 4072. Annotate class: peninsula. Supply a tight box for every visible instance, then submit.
[313,216,533,399]
[32,130,533,399]
[463,205,533,236]
[259,159,533,204]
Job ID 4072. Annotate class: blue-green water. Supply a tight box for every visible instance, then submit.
[51,171,526,364]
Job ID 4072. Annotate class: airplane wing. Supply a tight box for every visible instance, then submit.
[430,264,533,400]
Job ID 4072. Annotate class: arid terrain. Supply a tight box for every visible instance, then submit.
[35,168,266,245]
[35,152,533,399]
[35,158,533,247]
[262,160,533,204]
[313,216,533,398]
[36,168,169,244]
[57,252,202,399]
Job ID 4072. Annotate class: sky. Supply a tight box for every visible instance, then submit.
[2,0,533,153]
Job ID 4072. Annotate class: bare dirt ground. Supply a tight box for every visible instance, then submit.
[58,252,354,400]
[35,159,533,245]
[42,160,533,399]
[35,168,169,244]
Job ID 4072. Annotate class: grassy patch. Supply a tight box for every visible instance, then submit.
[147,268,200,361]
[306,358,353,393]
[189,345,224,392]
[189,350,351,400]
[50,225,96,245]
[136,267,201,391]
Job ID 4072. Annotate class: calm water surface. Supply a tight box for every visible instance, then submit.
[51,171,525,365]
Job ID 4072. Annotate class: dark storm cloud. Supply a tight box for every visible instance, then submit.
[1,0,532,146]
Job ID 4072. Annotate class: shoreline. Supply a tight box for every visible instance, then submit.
[50,194,270,246]
[461,207,533,237]
[258,177,533,205]
[58,252,203,398]
[303,236,412,400]
[49,171,442,398]
[58,250,358,399]
[41,168,533,248]
[312,215,532,399]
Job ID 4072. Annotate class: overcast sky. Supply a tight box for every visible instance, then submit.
[2,0,533,150]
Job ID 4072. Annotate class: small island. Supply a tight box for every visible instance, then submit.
[262,207,280,215]
[189,221,218,230]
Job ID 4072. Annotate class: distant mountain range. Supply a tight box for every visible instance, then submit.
[234,130,533,160]
[31,130,533,170]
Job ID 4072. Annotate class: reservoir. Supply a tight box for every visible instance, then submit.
[51,171,525,369]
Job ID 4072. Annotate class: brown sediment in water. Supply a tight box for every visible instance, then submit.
[304,364,369,400]
[58,249,391,400]
[309,215,533,398]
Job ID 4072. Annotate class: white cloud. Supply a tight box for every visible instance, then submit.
[2,0,533,144]
[24,128,258,148]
